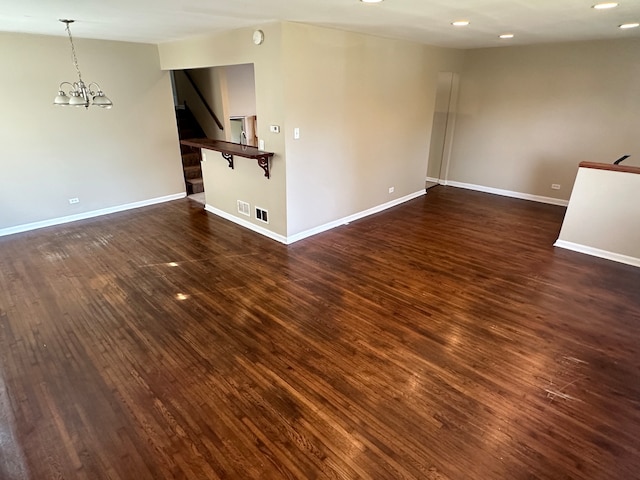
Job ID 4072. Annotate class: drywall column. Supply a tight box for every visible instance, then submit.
[555,162,640,267]
[158,23,288,240]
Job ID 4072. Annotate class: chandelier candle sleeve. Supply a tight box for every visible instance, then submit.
[53,20,113,109]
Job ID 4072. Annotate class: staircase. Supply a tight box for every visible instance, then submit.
[176,105,205,195]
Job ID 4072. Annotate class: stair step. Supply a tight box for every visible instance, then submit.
[183,166,202,180]
[181,152,201,167]
[186,177,204,194]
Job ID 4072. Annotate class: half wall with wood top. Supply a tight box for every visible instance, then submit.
[555,162,640,267]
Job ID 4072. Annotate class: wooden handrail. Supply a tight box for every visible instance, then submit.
[579,161,640,175]
[183,70,224,131]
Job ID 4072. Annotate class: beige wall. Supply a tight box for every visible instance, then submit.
[160,22,464,240]
[281,23,464,236]
[449,38,640,202]
[556,166,640,266]
[159,23,288,237]
[0,32,184,233]
[226,64,257,118]
[6,26,636,243]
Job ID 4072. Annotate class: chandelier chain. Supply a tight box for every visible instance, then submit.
[65,22,83,82]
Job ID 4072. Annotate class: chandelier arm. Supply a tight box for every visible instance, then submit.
[87,82,104,95]
[58,81,75,93]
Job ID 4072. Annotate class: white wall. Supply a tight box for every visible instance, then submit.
[0,32,185,234]
[448,38,640,202]
[556,165,640,267]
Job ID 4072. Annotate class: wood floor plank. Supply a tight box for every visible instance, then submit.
[1,186,639,479]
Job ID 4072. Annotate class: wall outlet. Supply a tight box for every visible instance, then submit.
[551,184,561,190]
[256,207,269,224]
[237,200,250,216]
[388,187,395,194]
[68,197,79,204]
[294,128,300,140]
[259,139,265,150]
[269,125,280,133]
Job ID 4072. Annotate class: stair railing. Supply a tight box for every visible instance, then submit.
[182,70,224,131]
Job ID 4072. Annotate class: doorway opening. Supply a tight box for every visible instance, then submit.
[426,72,459,190]
[170,64,258,203]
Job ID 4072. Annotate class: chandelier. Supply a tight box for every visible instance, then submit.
[53,20,112,109]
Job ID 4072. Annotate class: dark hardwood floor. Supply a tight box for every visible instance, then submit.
[1,186,639,480]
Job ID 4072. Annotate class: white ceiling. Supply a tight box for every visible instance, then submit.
[0,0,638,48]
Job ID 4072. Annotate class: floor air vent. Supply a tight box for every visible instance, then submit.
[256,207,269,224]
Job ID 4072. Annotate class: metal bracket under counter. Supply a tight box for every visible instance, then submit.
[180,138,275,179]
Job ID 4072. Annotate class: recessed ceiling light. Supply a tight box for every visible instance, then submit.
[499,33,515,39]
[619,22,640,29]
[593,2,619,9]
[452,20,470,27]
[360,0,383,3]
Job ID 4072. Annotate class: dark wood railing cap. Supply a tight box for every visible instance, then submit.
[181,139,273,159]
[579,161,640,175]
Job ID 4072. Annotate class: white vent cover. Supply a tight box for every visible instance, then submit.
[237,200,250,217]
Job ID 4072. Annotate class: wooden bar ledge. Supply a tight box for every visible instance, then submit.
[181,138,275,178]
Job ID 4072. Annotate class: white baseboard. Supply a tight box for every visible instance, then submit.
[204,205,288,244]
[204,190,426,245]
[554,240,640,268]
[0,192,186,238]
[426,177,441,184]
[285,190,426,244]
[442,180,569,207]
